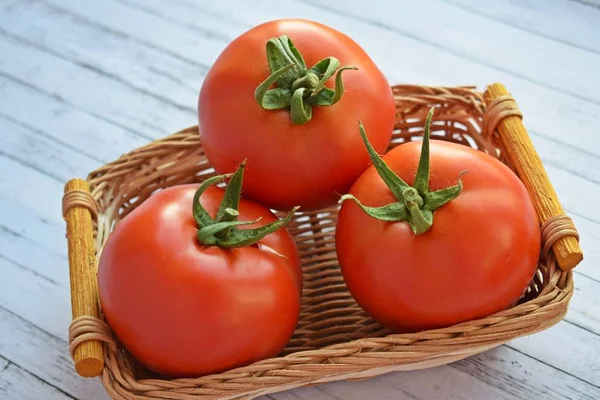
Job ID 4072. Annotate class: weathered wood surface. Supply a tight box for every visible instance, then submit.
[0,0,598,398]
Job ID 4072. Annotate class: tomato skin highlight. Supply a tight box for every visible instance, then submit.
[335,141,540,332]
[98,185,301,378]
[198,19,395,211]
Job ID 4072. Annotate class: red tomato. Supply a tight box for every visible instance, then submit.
[198,19,395,211]
[98,184,301,378]
[336,121,540,332]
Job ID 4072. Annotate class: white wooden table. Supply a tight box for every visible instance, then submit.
[1,0,599,398]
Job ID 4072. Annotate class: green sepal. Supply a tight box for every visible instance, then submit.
[266,35,306,87]
[215,160,245,223]
[192,162,299,248]
[339,194,408,222]
[261,88,292,110]
[413,107,434,196]
[192,174,232,227]
[358,120,410,201]
[406,205,433,235]
[197,218,261,245]
[217,206,300,248]
[255,35,357,124]
[341,108,465,235]
[331,66,358,104]
[308,57,340,98]
[424,172,466,211]
[309,87,336,106]
[291,87,312,125]
[255,64,295,110]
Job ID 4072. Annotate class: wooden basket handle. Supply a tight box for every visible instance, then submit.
[483,83,583,270]
[62,178,104,377]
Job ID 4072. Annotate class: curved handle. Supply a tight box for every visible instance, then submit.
[483,83,583,270]
[62,178,104,377]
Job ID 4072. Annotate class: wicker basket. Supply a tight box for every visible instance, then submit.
[62,84,581,400]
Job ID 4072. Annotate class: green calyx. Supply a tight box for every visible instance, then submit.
[340,107,466,235]
[254,35,358,124]
[193,161,299,248]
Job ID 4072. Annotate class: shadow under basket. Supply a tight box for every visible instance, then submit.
[62,83,582,400]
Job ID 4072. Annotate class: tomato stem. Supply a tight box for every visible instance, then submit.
[254,35,358,124]
[192,161,299,248]
[339,108,465,235]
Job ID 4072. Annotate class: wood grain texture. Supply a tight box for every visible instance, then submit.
[0,75,148,162]
[0,0,599,398]
[0,361,76,400]
[439,0,600,53]
[0,306,105,399]
[0,33,190,137]
[484,83,583,270]
[63,179,104,377]
[0,0,201,108]
[303,0,600,103]
[0,115,101,182]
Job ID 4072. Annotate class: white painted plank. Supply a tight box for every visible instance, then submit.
[304,0,600,104]
[0,157,63,225]
[114,0,240,41]
[510,321,600,387]
[140,0,600,156]
[273,360,517,400]
[0,361,75,400]
[439,0,600,53]
[0,115,101,182]
[453,344,600,400]
[0,0,200,107]
[0,76,149,163]
[569,273,600,335]
[0,34,193,138]
[0,216,69,287]
[0,255,72,341]
[528,132,600,186]
[0,307,106,400]
[544,165,600,223]
[39,0,228,66]
[572,215,600,282]
[273,335,600,400]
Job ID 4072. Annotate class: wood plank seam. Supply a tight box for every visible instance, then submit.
[437,0,600,55]
[0,355,79,400]
[297,0,600,105]
[114,0,233,42]
[0,70,155,141]
[35,0,215,70]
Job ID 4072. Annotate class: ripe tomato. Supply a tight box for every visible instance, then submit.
[198,19,395,211]
[98,166,301,378]
[336,110,540,332]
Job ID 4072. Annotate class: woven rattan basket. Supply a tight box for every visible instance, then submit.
[62,83,581,400]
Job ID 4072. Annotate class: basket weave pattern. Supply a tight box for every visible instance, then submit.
[75,85,573,400]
